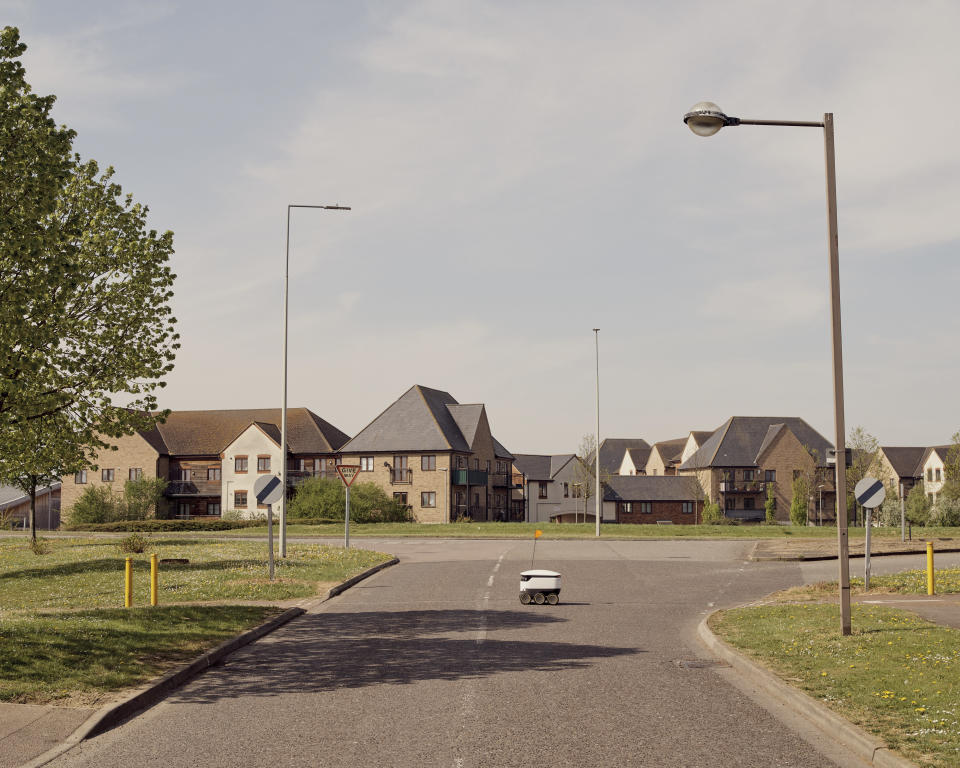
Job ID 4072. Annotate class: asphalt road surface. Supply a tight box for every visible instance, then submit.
[54,539,957,768]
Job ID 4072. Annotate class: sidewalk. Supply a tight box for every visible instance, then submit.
[0,704,94,768]
[854,591,960,629]
[750,536,960,561]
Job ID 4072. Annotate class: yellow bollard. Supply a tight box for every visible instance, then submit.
[124,556,133,608]
[927,542,935,596]
[150,553,158,607]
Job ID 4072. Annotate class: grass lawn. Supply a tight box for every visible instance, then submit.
[0,537,392,703]
[220,521,960,540]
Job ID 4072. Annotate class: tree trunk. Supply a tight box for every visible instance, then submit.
[29,477,37,542]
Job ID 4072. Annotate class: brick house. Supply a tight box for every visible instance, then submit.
[60,408,349,521]
[678,416,835,523]
[601,476,703,524]
[338,385,514,523]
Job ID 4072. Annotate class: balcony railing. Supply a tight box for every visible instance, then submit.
[719,481,767,493]
[391,468,412,484]
[451,469,488,485]
[166,481,221,497]
[490,472,512,487]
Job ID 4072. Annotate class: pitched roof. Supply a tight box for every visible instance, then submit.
[492,437,514,460]
[603,475,700,502]
[690,430,713,445]
[627,447,652,469]
[341,385,480,453]
[147,408,349,456]
[446,404,484,449]
[917,445,956,474]
[512,454,553,481]
[596,438,650,474]
[551,454,577,476]
[0,482,60,509]
[755,424,786,460]
[879,446,926,479]
[651,437,687,465]
[679,416,833,470]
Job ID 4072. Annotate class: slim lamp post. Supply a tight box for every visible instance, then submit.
[683,103,851,635]
[281,203,351,557]
[593,328,601,537]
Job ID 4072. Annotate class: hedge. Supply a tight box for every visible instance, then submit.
[62,517,345,532]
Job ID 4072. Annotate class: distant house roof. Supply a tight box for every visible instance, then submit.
[0,482,60,510]
[680,416,833,470]
[512,453,577,481]
[146,408,349,456]
[916,445,956,475]
[596,438,650,475]
[492,437,514,461]
[603,476,699,502]
[627,447,652,470]
[880,446,926,479]
[650,437,687,466]
[690,430,713,445]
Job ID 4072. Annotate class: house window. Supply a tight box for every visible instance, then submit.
[235,456,248,473]
[538,482,548,499]
[682,502,694,514]
[102,468,115,482]
[621,502,632,514]
[129,467,143,481]
[563,482,569,498]
[178,502,190,518]
[421,492,436,508]
[421,455,436,471]
[764,470,776,482]
[473,458,480,470]
[935,468,942,482]
[723,470,733,482]
[74,470,87,484]
[927,468,933,481]
[472,493,480,505]
[234,491,247,508]
[208,466,221,481]
[457,456,466,469]
[742,469,755,481]
[179,468,191,482]
[394,492,408,506]
[640,502,652,514]
[257,456,271,472]
[743,498,755,510]
[725,498,735,510]
[486,460,491,472]
[207,502,221,516]
[361,457,375,471]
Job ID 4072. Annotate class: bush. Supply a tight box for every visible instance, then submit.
[931,496,960,527]
[118,533,149,553]
[69,485,118,525]
[765,485,777,524]
[905,484,932,526]
[63,518,259,532]
[29,537,51,555]
[287,478,413,523]
[119,478,167,520]
[702,501,724,524]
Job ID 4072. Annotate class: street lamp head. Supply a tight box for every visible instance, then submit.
[683,101,738,137]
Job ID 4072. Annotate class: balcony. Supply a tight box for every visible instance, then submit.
[165,481,221,497]
[490,472,512,487]
[451,469,488,486]
[390,468,413,485]
[719,481,767,494]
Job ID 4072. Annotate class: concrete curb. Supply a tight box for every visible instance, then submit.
[20,557,399,768]
[697,613,918,768]
[750,545,960,562]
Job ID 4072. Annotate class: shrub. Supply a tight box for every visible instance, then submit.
[702,501,724,524]
[119,478,167,520]
[287,478,412,523]
[765,485,777,524]
[69,485,118,525]
[931,496,960,527]
[118,533,149,553]
[905,484,932,526]
[790,474,809,527]
[29,537,51,555]
[63,519,258,532]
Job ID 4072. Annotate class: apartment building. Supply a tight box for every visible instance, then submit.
[338,385,514,523]
[60,408,349,520]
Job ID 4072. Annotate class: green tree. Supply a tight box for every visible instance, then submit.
[0,27,178,483]
[287,478,411,523]
[790,472,810,526]
[118,478,168,520]
[69,485,118,525]
[905,484,931,526]
[765,483,777,524]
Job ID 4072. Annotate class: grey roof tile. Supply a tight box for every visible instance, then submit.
[680,416,833,470]
[603,475,701,502]
[879,446,926,479]
[596,438,650,474]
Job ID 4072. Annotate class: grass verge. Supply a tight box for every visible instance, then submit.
[711,603,960,767]
[0,537,392,703]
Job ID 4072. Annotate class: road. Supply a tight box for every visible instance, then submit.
[53,539,956,768]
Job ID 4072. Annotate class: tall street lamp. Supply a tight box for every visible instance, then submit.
[593,328,601,538]
[280,203,351,558]
[683,102,851,635]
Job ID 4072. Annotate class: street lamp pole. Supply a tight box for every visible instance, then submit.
[593,328,601,538]
[683,103,851,635]
[281,203,351,558]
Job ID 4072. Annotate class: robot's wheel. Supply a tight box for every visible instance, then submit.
[520,592,532,605]
[546,593,559,605]
[534,592,546,605]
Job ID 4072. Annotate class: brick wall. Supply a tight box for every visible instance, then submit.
[617,500,702,525]
[339,451,453,524]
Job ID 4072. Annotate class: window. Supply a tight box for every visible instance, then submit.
[234,491,247,508]
[472,493,479,505]
[682,502,694,514]
[74,470,87,484]
[421,455,436,471]
[743,497,755,510]
[421,492,436,508]
[235,456,248,473]
[935,468,942,482]
[725,498,734,510]
[538,482,548,499]
[486,460,491,472]
[257,456,270,472]
[572,484,582,498]
[473,458,479,470]
[457,456,466,469]
[361,456,375,471]
[621,502,632,514]
[129,467,143,481]
[178,502,190,518]
[102,468,115,482]
[640,502,652,514]
[394,492,408,506]
[180,468,191,482]
[207,502,221,516]
[742,469,755,481]
[563,482,569,498]
[723,470,733,482]
[764,469,776,482]
[208,466,221,481]
[927,468,933,481]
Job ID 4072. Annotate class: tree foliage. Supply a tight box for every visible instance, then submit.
[790,472,810,526]
[287,478,412,523]
[0,27,178,480]
[845,426,880,524]
[905,484,931,526]
[66,478,168,525]
[765,483,777,524]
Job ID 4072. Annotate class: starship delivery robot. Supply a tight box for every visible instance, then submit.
[519,569,561,605]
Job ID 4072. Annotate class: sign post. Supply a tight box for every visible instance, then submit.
[254,474,284,580]
[336,465,360,548]
[854,477,886,591]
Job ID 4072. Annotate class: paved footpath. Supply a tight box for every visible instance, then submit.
[37,538,938,768]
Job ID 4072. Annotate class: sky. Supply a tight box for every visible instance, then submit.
[4,1,959,453]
